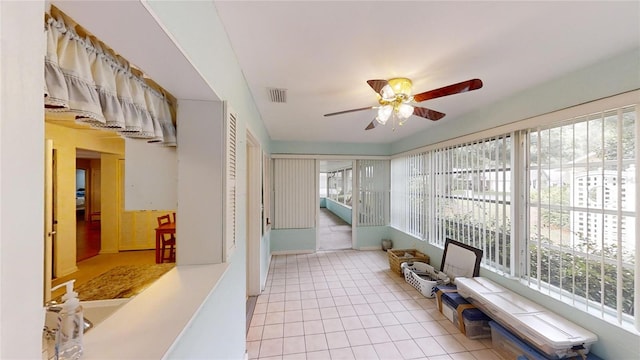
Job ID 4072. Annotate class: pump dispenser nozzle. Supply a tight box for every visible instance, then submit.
[52,280,78,303]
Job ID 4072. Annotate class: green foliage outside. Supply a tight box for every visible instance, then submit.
[530,235,635,316]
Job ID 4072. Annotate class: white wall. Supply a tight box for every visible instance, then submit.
[0,1,46,358]
[176,100,225,265]
[124,138,177,211]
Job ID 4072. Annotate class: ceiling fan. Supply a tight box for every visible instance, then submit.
[324,77,483,130]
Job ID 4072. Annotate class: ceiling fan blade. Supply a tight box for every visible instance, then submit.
[367,79,389,94]
[413,79,483,102]
[324,106,373,117]
[413,107,446,121]
[365,119,379,130]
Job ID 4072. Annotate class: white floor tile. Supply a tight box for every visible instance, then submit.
[329,347,356,360]
[304,334,328,352]
[283,335,306,355]
[268,301,286,313]
[251,313,266,327]
[341,316,364,330]
[285,292,302,301]
[366,327,392,344]
[285,300,302,311]
[358,314,382,328]
[270,293,286,302]
[260,338,284,357]
[265,311,285,325]
[421,320,449,336]
[373,341,403,360]
[369,302,391,314]
[284,322,304,337]
[402,323,431,339]
[317,297,336,308]
[351,344,380,360]
[247,340,261,359]
[301,299,319,310]
[322,318,344,333]
[282,352,307,360]
[284,310,304,323]
[383,324,411,341]
[333,296,352,306]
[247,325,263,341]
[393,339,424,360]
[305,350,329,360]
[320,307,340,319]
[375,313,399,326]
[325,331,351,349]
[434,334,467,354]
[414,337,447,357]
[302,308,322,321]
[303,319,325,335]
[345,329,371,346]
[263,324,284,340]
[337,305,357,317]
[448,351,478,360]
[393,311,417,323]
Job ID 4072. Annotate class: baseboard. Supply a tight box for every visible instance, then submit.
[270,249,315,256]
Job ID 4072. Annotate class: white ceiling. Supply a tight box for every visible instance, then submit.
[214,1,639,144]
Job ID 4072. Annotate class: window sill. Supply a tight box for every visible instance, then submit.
[82,263,230,359]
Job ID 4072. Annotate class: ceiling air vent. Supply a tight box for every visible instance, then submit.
[268,87,287,103]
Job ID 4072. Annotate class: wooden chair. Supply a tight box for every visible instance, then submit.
[156,214,176,263]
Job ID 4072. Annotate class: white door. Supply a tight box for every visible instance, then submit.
[44,139,54,304]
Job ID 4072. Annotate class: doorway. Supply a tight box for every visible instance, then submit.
[317,160,353,250]
[76,150,102,262]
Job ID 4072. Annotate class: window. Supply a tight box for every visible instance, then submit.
[326,167,353,207]
[526,106,636,325]
[431,136,513,274]
[390,92,638,329]
[391,153,427,238]
[358,159,389,226]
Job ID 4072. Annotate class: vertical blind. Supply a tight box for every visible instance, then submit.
[358,160,389,226]
[273,159,316,229]
[431,136,513,274]
[391,153,427,237]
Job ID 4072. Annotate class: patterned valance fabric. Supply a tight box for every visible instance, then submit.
[44,15,176,146]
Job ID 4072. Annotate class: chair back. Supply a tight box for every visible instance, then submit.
[157,214,171,227]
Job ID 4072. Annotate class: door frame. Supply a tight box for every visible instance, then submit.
[246,130,261,296]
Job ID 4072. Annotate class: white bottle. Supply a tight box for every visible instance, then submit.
[52,280,83,360]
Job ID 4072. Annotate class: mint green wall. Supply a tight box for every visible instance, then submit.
[320,197,327,208]
[355,226,390,250]
[271,228,316,252]
[325,198,352,225]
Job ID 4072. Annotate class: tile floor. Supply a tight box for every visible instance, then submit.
[317,208,352,251]
[247,250,503,360]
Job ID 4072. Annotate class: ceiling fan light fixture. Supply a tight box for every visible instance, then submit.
[397,103,414,119]
[380,84,395,100]
[376,105,393,124]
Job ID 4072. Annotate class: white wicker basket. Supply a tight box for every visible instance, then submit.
[401,261,450,298]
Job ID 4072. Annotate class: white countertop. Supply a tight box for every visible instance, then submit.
[82,263,229,359]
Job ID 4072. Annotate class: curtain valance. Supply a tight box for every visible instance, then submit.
[44,10,176,146]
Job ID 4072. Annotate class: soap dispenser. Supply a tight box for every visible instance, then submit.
[51,280,83,360]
